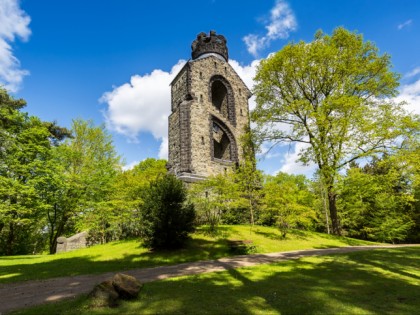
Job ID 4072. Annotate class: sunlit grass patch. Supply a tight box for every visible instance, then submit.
[12,247,420,315]
[1,225,378,284]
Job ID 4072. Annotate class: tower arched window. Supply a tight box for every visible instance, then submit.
[209,75,236,126]
[211,81,228,114]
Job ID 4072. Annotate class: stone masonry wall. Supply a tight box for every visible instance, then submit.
[189,55,250,177]
[168,54,251,180]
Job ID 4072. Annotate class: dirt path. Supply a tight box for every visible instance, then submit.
[0,245,417,314]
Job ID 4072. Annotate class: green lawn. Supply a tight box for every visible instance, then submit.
[12,247,420,315]
[0,225,376,284]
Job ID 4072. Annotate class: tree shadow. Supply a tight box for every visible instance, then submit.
[120,247,420,315]
[8,247,420,315]
[0,238,230,284]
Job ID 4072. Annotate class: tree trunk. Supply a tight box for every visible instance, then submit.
[327,189,341,235]
[49,218,67,254]
[6,222,15,255]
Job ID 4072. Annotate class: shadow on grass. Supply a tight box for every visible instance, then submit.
[0,238,230,285]
[253,230,284,241]
[14,247,420,315]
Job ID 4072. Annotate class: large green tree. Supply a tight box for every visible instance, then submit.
[252,27,418,234]
[339,158,415,243]
[261,173,317,237]
[0,89,70,255]
[79,158,167,244]
[46,119,120,253]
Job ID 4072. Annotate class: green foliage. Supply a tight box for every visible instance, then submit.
[339,159,415,243]
[234,128,264,226]
[0,89,68,255]
[189,173,245,231]
[139,174,196,249]
[47,119,120,253]
[81,158,167,245]
[261,173,317,237]
[252,27,419,235]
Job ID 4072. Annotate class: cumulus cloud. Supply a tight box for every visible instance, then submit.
[122,160,140,171]
[397,19,412,30]
[101,60,187,159]
[102,59,260,160]
[243,0,297,56]
[278,142,317,176]
[405,67,420,79]
[229,58,260,110]
[396,77,420,115]
[0,0,31,92]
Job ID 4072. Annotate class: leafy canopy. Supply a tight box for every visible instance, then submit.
[252,27,419,234]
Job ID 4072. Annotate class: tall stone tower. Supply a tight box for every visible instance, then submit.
[167,31,251,183]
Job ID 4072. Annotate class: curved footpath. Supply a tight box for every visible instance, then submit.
[0,244,418,314]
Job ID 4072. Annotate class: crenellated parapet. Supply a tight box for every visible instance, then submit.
[191,30,228,61]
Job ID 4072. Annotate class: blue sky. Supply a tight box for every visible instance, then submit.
[1,0,419,176]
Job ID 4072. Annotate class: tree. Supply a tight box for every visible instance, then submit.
[234,128,263,226]
[0,89,70,255]
[338,159,414,243]
[189,173,238,231]
[261,173,317,237]
[139,174,195,249]
[46,119,120,253]
[80,158,167,244]
[252,27,418,234]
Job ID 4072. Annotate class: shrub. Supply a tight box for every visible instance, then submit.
[139,174,196,249]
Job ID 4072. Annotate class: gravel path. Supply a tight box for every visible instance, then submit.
[0,244,417,314]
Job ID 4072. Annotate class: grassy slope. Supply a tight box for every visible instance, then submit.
[12,247,420,315]
[0,225,376,284]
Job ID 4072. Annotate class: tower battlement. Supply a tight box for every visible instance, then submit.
[191,31,228,61]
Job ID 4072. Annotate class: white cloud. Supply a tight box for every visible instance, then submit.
[405,67,420,78]
[102,59,260,160]
[101,60,187,160]
[397,19,412,30]
[122,160,140,171]
[278,142,317,177]
[0,0,31,92]
[229,58,260,110]
[243,0,297,56]
[396,78,420,115]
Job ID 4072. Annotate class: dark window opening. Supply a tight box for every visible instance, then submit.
[201,136,204,145]
[213,122,231,160]
[211,81,228,118]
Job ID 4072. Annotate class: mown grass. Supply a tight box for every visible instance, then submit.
[12,247,420,315]
[0,225,376,284]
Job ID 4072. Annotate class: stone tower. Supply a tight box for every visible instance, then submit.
[167,31,251,183]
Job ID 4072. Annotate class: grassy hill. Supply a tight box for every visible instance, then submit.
[0,225,377,284]
[12,247,420,315]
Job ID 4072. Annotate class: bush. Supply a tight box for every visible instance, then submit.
[139,174,196,249]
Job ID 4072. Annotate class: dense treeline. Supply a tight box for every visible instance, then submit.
[0,87,419,256]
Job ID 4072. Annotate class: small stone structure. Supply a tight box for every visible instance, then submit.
[56,231,88,253]
[167,31,252,182]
